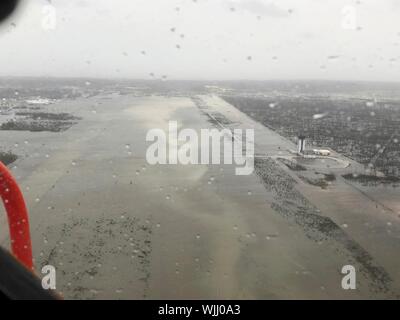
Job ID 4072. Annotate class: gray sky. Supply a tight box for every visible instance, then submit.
[0,0,399,81]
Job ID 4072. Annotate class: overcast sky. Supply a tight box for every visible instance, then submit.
[0,0,399,81]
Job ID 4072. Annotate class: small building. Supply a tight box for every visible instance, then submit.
[313,149,331,156]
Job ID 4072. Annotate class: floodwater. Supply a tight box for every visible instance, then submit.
[1,93,400,299]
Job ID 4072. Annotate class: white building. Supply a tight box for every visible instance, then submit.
[313,149,331,156]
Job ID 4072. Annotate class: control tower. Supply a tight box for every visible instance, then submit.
[298,135,306,154]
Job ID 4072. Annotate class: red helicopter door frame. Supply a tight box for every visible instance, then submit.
[0,161,33,270]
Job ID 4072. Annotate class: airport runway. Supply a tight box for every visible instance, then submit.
[1,93,399,299]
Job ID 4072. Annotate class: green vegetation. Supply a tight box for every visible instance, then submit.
[0,151,18,166]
